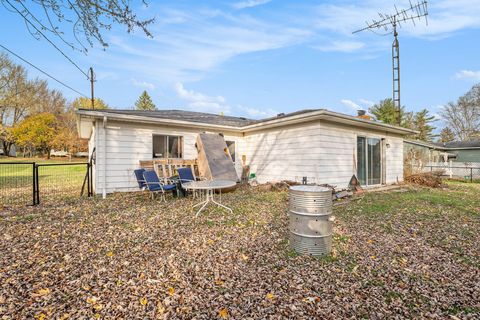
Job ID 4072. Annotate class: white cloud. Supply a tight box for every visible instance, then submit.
[100,10,310,83]
[454,70,480,81]
[174,83,277,118]
[238,105,277,118]
[359,98,375,107]
[313,0,480,39]
[313,41,365,53]
[131,78,155,90]
[233,0,272,10]
[174,82,229,114]
[341,99,361,110]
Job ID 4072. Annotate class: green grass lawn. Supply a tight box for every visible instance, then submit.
[0,157,88,206]
[0,181,478,318]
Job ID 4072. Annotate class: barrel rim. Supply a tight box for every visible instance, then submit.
[289,210,332,217]
[289,185,332,193]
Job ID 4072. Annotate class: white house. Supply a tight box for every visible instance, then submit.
[76,108,415,196]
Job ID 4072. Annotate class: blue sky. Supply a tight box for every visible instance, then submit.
[1,0,479,123]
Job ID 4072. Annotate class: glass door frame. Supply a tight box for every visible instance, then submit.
[356,135,384,187]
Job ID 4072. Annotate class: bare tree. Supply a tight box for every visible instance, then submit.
[441,84,480,141]
[1,0,154,52]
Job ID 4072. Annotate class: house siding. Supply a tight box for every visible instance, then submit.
[452,150,480,163]
[89,118,405,195]
[243,120,404,188]
[93,120,243,194]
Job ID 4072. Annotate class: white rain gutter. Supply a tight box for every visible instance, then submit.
[102,115,107,199]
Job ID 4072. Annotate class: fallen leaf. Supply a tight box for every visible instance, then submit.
[106,251,114,257]
[218,308,229,319]
[35,313,46,320]
[266,293,274,300]
[86,297,98,304]
[168,287,175,296]
[140,297,148,306]
[36,288,50,296]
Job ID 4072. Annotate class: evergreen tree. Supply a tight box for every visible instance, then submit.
[412,109,436,142]
[135,91,157,111]
[439,127,455,143]
[369,98,405,125]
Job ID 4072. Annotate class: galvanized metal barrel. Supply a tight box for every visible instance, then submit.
[289,185,333,256]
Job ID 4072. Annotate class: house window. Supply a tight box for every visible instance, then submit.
[153,135,183,158]
[226,140,235,162]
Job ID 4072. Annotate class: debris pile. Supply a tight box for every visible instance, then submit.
[405,172,443,188]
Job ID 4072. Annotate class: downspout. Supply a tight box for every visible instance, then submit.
[102,116,107,199]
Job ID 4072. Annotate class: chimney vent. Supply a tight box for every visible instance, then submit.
[357,109,366,117]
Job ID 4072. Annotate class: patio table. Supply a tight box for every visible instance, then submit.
[183,180,236,217]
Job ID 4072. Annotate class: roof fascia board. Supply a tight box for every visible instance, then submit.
[241,110,417,135]
[444,147,480,150]
[76,110,243,132]
[77,109,417,136]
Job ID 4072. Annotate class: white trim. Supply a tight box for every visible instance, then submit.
[77,109,417,136]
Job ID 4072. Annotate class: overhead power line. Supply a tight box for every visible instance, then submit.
[0,44,89,98]
[3,0,89,79]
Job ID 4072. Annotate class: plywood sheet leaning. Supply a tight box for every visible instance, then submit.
[196,133,238,181]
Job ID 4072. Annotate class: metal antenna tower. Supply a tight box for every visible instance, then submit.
[353,1,428,125]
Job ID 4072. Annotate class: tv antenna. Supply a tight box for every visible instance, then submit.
[353,1,428,125]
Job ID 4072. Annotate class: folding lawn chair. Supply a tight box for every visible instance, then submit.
[133,168,147,191]
[177,167,205,199]
[142,170,177,201]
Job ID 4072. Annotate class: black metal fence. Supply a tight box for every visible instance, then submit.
[426,165,480,182]
[0,161,92,207]
[0,162,36,206]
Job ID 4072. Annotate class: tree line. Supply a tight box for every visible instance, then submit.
[368,83,480,143]
[0,53,157,158]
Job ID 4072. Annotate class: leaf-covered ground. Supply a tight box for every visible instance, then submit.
[1,182,479,319]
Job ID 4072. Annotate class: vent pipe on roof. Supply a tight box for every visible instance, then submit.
[357,109,366,116]
[277,113,285,117]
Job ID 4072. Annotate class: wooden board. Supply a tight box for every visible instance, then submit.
[139,159,199,183]
[196,133,238,181]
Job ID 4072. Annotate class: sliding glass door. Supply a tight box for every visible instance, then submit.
[357,137,382,186]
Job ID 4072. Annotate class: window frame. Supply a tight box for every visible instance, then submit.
[226,140,236,163]
[356,135,383,186]
[152,134,183,159]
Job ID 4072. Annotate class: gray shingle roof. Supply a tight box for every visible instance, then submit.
[435,140,480,149]
[90,109,256,127]
[79,108,324,128]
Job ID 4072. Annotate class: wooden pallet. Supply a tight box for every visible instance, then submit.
[139,159,199,184]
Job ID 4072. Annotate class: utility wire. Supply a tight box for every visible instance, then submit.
[0,44,89,98]
[4,0,89,79]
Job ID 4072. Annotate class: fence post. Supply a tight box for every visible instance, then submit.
[35,164,40,205]
[32,162,36,206]
[471,168,473,183]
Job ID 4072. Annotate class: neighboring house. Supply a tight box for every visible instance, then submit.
[50,150,69,157]
[435,141,480,163]
[76,109,415,196]
[0,144,16,157]
[404,140,480,163]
